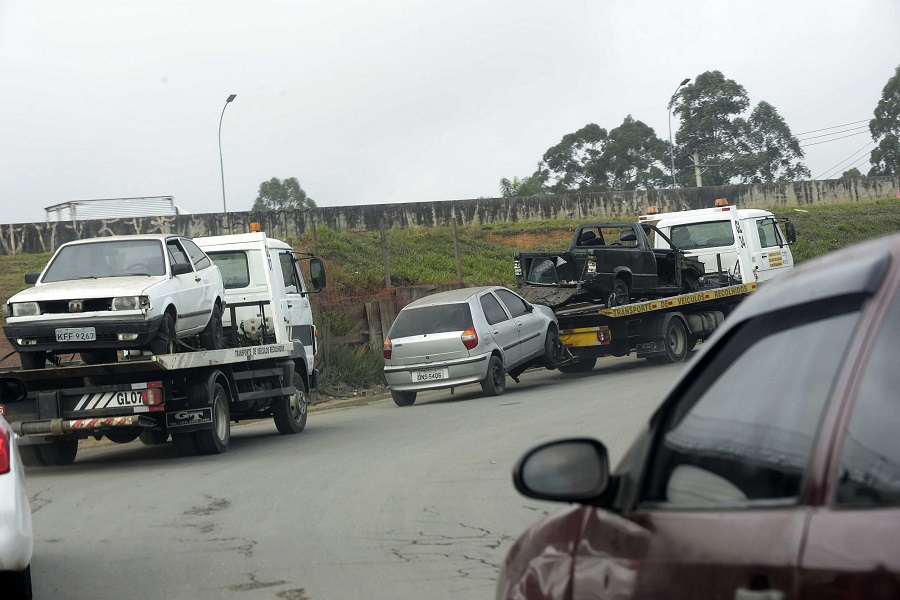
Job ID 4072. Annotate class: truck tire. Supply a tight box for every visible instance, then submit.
[18,445,46,467]
[150,312,177,356]
[659,318,689,363]
[199,304,225,350]
[273,372,308,434]
[391,390,416,407]
[195,383,231,455]
[139,429,170,446]
[558,356,597,373]
[607,279,629,307]
[19,351,46,370]
[542,326,563,368]
[480,355,506,396]
[105,429,141,444]
[37,439,78,466]
[80,350,118,365]
[172,432,200,457]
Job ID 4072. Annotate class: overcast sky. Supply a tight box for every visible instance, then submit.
[1,1,898,224]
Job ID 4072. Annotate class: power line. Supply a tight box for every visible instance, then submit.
[796,125,870,141]
[813,141,874,180]
[795,119,869,136]
[801,130,869,147]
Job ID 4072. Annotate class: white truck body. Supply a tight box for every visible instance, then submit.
[639,206,795,284]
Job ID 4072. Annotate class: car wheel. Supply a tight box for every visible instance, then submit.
[105,429,141,444]
[391,390,417,407]
[273,371,308,434]
[139,429,170,446]
[80,350,118,365]
[607,279,629,307]
[199,303,225,350]
[37,439,78,466]
[682,272,700,294]
[19,351,46,370]
[542,326,563,368]
[0,564,32,600]
[194,383,231,455]
[480,355,506,396]
[660,318,689,363]
[150,312,177,356]
[558,356,597,373]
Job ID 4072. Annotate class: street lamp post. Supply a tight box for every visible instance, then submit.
[218,94,237,212]
[667,78,691,188]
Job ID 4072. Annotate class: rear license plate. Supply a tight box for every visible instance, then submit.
[414,369,447,382]
[56,327,97,342]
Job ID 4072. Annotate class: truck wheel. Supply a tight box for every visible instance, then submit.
[150,312,177,355]
[105,429,141,444]
[81,350,118,365]
[199,304,225,350]
[558,356,597,373]
[391,390,416,407]
[273,372,308,434]
[660,318,689,363]
[37,439,78,466]
[480,355,506,396]
[607,279,629,307]
[172,432,200,457]
[195,383,231,455]
[19,351,46,370]
[139,429,170,446]
[542,326,563,368]
[18,445,46,467]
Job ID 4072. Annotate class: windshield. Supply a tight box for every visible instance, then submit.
[389,303,473,338]
[668,221,736,250]
[42,239,166,282]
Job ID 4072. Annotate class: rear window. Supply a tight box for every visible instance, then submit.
[668,221,735,250]
[389,303,473,338]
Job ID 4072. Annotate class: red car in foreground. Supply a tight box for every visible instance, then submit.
[498,233,900,600]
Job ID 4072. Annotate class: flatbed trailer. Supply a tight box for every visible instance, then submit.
[553,282,757,372]
[0,341,312,465]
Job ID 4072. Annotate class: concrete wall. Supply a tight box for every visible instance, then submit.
[2,176,897,255]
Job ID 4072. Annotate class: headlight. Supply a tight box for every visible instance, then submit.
[11,302,40,317]
[111,296,150,311]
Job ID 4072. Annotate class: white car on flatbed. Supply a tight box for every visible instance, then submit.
[3,234,225,369]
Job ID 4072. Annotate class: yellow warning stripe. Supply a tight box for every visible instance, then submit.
[599,283,757,318]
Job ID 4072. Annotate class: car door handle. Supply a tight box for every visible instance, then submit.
[194,277,201,282]
[735,589,784,600]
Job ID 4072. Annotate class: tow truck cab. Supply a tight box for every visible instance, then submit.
[639,199,796,284]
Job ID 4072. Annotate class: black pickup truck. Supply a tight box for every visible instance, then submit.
[513,222,705,309]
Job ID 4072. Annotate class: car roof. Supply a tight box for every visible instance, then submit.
[403,286,500,309]
[59,234,183,246]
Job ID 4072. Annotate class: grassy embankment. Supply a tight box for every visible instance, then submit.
[1,198,899,388]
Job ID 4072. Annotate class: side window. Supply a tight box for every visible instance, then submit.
[494,288,529,318]
[756,219,782,249]
[278,252,303,295]
[167,240,192,269]
[835,292,900,508]
[181,239,212,271]
[642,306,862,508]
[207,251,250,289]
[480,293,509,325]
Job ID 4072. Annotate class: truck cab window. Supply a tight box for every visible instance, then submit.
[278,252,303,295]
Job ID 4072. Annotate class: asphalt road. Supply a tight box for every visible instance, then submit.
[24,356,686,600]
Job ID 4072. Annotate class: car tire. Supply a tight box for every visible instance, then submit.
[480,355,506,396]
[37,439,78,466]
[150,312,177,356]
[391,390,417,407]
[0,564,32,600]
[139,429,170,446]
[105,430,141,444]
[558,356,597,373]
[81,350,118,365]
[682,272,700,294]
[19,351,46,370]
[542,326,563,368]
[199,304,225,350]
[607,279,629,307]
[194,383,231,455]
[273,371,308,434]
[660,318,689,363]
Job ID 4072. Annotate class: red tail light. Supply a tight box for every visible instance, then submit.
[383,337,392,360]
[0,423,10,474]
[461,327,478,350]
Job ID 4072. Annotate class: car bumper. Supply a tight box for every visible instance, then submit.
[384,353,490,392]
[4,313,165,353]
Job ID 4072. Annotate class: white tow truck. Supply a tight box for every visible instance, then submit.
[0,228,326,465]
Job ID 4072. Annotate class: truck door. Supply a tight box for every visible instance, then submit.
[276,252,316,360]
[750,217,795,282]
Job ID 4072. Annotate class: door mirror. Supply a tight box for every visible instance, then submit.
[171,262,193,276]
[24,273,39,285]
[513,438,611,503]
[309,258,327,291]
[784,221,796,245]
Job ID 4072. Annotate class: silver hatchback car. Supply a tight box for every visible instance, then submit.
[382,286,560,406]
